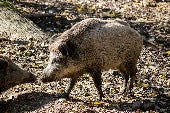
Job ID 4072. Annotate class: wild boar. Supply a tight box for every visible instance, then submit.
[41,18,143,99]
[0,55,36,93]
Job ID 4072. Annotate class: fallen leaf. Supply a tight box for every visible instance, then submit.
[134,93,142,97]
[137,81,142,87]
[166,51,170,55]
[120,98,126,102]
[136,109,141,113]
[148,65,156,70]
[55,15,61,18]
[159,75,165,79]
[141,83,148,88]
[92,101,103,105]
[110,88,115,93]
[151,92,156,97]
[58,88,65,93]
[77,6,84,12]
[79,105,85,109]
[56,21,61,25]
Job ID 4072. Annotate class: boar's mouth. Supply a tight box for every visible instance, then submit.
[0,73,36,93]
[23,73,37,83]
[40,74,56,83]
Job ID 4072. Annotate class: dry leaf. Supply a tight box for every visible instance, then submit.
[142,83,148,88]
[151,92,156,97]
[92,101,104,105]
[159,75,165,79]
[134,93,142,97]
[58,88,65,93]
[166,51,170,55]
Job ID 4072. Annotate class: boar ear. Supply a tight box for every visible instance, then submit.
[49,34,58,44]
[0,58,8,69]
[59,40,77,57]
[66,40,77,57]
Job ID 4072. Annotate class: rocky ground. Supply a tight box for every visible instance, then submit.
[0,0,170,113]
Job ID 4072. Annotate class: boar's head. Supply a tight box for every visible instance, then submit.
[0,56,36,93]
[0,58,8,75]
[42,40,80,82]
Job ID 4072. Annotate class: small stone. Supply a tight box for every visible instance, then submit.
[143,102,155,111]
[58,98,66,102]
[19,46,26,51]
[132,101,142,110]
[83,109,97,113]
[155,105,160,111]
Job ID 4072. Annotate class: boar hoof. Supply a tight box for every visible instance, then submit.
[30,73,37,82]
[59,93,70,99]
[120,87,134,96]
[120,87,127,94]
[99,94,105,100]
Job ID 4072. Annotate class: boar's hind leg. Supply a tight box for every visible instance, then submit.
[119,64,129,94]
[119,62,137,94]
[128,66,137,93]
[65,77,78,98]
[88,68,104,100]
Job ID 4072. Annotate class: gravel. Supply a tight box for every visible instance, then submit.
[0,0,169,113]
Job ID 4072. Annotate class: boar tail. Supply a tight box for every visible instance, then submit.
[142,36,160,50]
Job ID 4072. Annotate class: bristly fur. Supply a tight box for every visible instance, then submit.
[0,55,36,93]
[43,18,145,99]
[49,18,100,52]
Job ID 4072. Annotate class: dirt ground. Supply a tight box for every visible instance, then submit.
[0,0,169,113]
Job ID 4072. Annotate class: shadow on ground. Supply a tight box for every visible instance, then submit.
[0,92,61,113]
[10,0,170,49]
[1,1,169,113]
[11,0,81,32]
[129,21,170,49]
[71,91,170,112]
[1,89,169,113]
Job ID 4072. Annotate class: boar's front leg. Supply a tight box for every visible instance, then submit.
[88,68,104,100]
[64,76,78,99]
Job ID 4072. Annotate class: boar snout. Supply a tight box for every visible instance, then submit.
[41,67,57,83]
[40,73,56,83]
[29,73,37,82]
[22,72,36,83]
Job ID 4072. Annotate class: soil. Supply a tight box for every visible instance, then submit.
[0,0,169,113]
